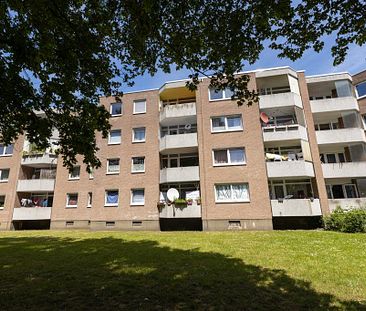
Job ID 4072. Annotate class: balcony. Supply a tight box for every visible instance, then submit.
[328,198,366,211]
[21,153,57,167]
[159,203,201,218]
[17,179,55,192]
[266,161,315,178]
[322,162,366,178]
[316,128,366,145]
[159,133,198,153]
[12,207,52,221]
[262,125,308,142]
[310,97,359,114]
[160,166,199,183]
[259,92,303,109]
[271,199,322,217]
[160,102,196,123]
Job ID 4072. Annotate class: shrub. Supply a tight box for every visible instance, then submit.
[323,207,366,233]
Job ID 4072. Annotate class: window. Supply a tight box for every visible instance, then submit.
[132,157,145,173]
[110,102,122,116]
[89,168,94,179]
[356,81,366,98]
[327,184,358,199]
[0,169,9,182]
[0,144,13,156]
[66,193,78,208]
[211,115,243,132]
[320,153,346,164]
[213,148,245,166]
[209,88,235,100]
[160,124,197,137]
[107,159,120,174]
[132,127,146,142]
[0,195,5,209]
[215,184,250,202]
[161,153,199,168]
[268,179,313,199]
[133,100,146,114]
[108,129,121,144]
[131,189,145,205]
[87,192,92,207]
[105,190,119,206]
[68,166,80,180]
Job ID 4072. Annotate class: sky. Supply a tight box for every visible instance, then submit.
[122,36,366,93]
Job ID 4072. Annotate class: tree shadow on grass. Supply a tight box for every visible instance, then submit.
[0,236,365,310]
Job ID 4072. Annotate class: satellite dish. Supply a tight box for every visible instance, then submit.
[260,112,269,124]
[185,124,192,130]
[167,188,179,202]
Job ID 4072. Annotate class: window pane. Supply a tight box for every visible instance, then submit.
[132,157,145,171]
[345,185,357,198]
[106,190,119,204]
[274,185,285,199]
[227,116,242,129]
[214,150,228,164]
[212,117,226,131]
[209,88,223,100]
[134,100,146,113]
[356,81,366,98]
[326,154,336,163]
[319,123,330,130]
[70,166,80,178]
[5,144,13,155]
[335,80,352,97]
[68,194,78,205]
[232,184,249,200]
[108,159,120,172]
[215,185,231,201]
[111,103,122,115]
[1,169,9,180]
[180,155,199,167]
[331,185,344,199]
[109,130,121,143]
[229,149,244,163]
[338,153,345,163]
[132,189,144,203]
[133,128,145,141]
[224,88,234,99]
[0,145,4,155]
[0,195,5,207]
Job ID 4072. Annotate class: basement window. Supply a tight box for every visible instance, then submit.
[106,221,115,227]
[132,220,142,226]
[228,220,241,229]
[66,221,74,226]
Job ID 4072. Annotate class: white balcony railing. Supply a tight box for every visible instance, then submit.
[159,203,201,218]
[160,102,196,122]
[266,161,315,178]
[12,207,52,220]
[17,179,55,192]
[259,92,303,109]
[21,153,57,166]
[262,124,308,142]
[159,133,198,152]
[310,97,359,114]
[316,128,366,145]
[160,166,200,183]
[271,199,322,217]
[322,162,366,178]
[328,198,366,211]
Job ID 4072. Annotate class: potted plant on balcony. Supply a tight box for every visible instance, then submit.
[157,201,165,212]
[174,198,187,209]
[196,197,201,205]
[186,198,193,206]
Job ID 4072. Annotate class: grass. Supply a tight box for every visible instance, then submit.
[0,230,365,310]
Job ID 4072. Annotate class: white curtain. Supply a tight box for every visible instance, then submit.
[232,184,248,200]
[216,185,231,200]
[134,128,145,141]
[229,149,244,163]
[132,190,144,203]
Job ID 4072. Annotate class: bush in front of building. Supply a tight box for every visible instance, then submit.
[323,207,366,233]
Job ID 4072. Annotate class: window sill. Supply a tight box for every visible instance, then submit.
[0,207,4,210]
[357,94,366,100]
[87,205,92,208]
[215,200,250,204]
[133,111,146,115]
[110,114,122,117]
[131,170,145,174]
[68,178,80,181]
[132,140,146,143]
[0,154,12,157]
[130,203,144,206]
[0,180,8,183]
[104,204,118,207]
[108,142,121,145]
[106,172,119,175]
[66,206,77,209]
[209,98,234,102]
[213,163,246,167]
[211,129,243,134]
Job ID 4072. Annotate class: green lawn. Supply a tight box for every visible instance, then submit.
[0,231,365,310]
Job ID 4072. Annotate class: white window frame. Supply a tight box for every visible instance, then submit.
[355,81,366,99]
[131,188,145,206]
[214,183,250,203]
[105,189,119,207]
[326,184,359,199]
[320,152,346,164]
[108,129,121,145]
[133,99,146,114]
[0,195,5,210]
[212,148,246,166]
[110,102,123,117]
[87,192,92,207]
[0,169,10,183]
[0,144,13,157]
[131,157,145,173]
[66,193,78,208]
[106,158,120,174]
[209,87,235,101]
[68,166,80,180]
[211,115,243,133]
[132,127,146,143]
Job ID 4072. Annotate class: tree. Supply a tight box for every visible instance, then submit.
[1,0,365,171]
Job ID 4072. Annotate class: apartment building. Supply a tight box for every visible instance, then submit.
[0,66,365,231]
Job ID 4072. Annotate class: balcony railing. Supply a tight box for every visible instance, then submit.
[259,92,303,109]
[21,153,57,166]
[17,179,55,192]
[266,161,315,178]
[159,133,198,152]
[316,128,366,145]
[322,162,366,178]
[328,198,366,211]
[271,199,322,217]
[310,97,359,114]
[160,102,197,122]
[262,124,308,142]
[13,206,52,221]
[159,202,201,218]
[160,166,200,183]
